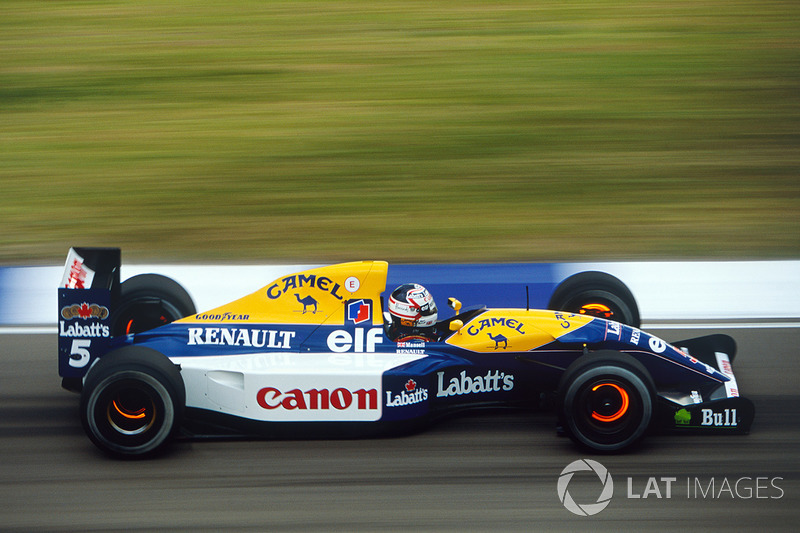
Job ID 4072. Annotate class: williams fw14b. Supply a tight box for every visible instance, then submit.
[57,248,754,458]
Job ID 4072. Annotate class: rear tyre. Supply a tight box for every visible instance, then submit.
[111,274,195,336]
[80,347,185,458]
[558,351,654,452]
[548,272,640,328]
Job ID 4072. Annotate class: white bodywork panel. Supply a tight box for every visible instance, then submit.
[173,352,426,422]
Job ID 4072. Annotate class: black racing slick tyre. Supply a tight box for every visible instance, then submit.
[111,274,196,336]
[548,271,640,328]
[80,347,185,458]
[558,351,654,453]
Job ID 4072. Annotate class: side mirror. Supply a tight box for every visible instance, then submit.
[449,319,463,332]
[448,297,462,314]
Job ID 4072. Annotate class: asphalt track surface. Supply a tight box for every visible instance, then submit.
[1,326,799,532]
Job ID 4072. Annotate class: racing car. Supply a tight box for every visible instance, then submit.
[57,248,754,458]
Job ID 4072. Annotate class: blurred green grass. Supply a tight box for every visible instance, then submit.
[1,0,798,263]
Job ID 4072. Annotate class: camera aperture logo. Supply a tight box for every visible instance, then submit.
[558,460,785,516]
[557,459,614,516]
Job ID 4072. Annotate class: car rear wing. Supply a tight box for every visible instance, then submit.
[58,247,121,385]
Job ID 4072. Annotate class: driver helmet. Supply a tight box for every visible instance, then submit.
[387,283,438,340]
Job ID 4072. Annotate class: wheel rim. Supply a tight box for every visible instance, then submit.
[574,377,641,435]
[559,289,635,326]
[589,382,630,423]
[578,302,615,320]
[566,372,650,450]
[106,387,157,436]
[87,373,174,454]
[114,299,181,336]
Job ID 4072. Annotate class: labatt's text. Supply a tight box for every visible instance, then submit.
[386,384,428,407]
[436,370,514,398]
[59,321,109,338]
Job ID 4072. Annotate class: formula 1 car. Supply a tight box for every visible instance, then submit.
[58,248,754,458]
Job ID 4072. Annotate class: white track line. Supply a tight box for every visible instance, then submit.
[642,321,800,330]
[0,326,57,334]
[1,321,798,335]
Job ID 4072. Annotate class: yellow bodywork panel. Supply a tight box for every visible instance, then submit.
[178,261,388,326]
[446,309,593,353]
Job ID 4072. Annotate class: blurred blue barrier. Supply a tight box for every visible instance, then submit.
[2,261,799,325]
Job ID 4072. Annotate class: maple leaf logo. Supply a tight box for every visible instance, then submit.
[405,379,416,392]
[78,303,92,319]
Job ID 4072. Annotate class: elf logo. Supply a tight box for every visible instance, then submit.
[327,327,383,353]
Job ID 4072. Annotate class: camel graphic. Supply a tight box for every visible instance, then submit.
[487,332,508,350]
[294,293,318,314]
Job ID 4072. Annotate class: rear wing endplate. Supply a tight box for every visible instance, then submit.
[58,247,121,381]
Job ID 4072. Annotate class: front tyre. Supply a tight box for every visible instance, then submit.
[558,351,654,452]
[548,271,640,328]
[80,347,185,458]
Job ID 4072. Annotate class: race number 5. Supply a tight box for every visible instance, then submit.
[69,339,91,368]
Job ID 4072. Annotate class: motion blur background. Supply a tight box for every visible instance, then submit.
[2,0,798,264]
